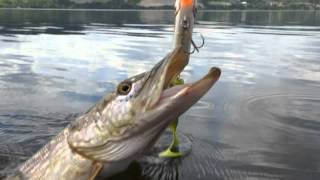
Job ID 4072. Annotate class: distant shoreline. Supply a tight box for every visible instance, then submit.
[0,8,318,12]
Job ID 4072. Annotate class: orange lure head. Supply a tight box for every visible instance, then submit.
[176,0,195,10]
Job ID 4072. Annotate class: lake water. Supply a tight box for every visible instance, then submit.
[0,9,320,180]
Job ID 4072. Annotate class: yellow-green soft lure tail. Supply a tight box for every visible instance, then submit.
[159,77,184,158]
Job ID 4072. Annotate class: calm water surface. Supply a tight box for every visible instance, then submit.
[0,10,320,180]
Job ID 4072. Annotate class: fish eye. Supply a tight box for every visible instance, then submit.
[117,81,132,95]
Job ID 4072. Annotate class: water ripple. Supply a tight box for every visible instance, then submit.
[244,94,320,134]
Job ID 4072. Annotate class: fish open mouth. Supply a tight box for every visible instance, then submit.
[158,67,221,111]
[161,67,221,103]
[148,46,221,114]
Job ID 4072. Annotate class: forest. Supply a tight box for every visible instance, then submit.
[0,0,319,9]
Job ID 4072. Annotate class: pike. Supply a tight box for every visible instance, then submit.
[7,46,221,180]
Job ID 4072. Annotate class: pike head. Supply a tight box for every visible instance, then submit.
[67,47,221,162]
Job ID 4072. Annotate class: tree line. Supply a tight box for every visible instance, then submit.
[0,0,72,8]
[0,0,319,9]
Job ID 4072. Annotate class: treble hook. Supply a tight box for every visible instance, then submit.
[187,33,205,55]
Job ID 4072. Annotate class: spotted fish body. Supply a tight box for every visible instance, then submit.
[7,45,221,180]
[14,129,96,180]
[7,48,184,180]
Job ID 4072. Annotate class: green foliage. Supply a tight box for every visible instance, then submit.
[0,0,319,9]
[0,0,71,8]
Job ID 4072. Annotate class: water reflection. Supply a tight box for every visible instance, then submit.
[0,10,319,35]
[0,10,320,179]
